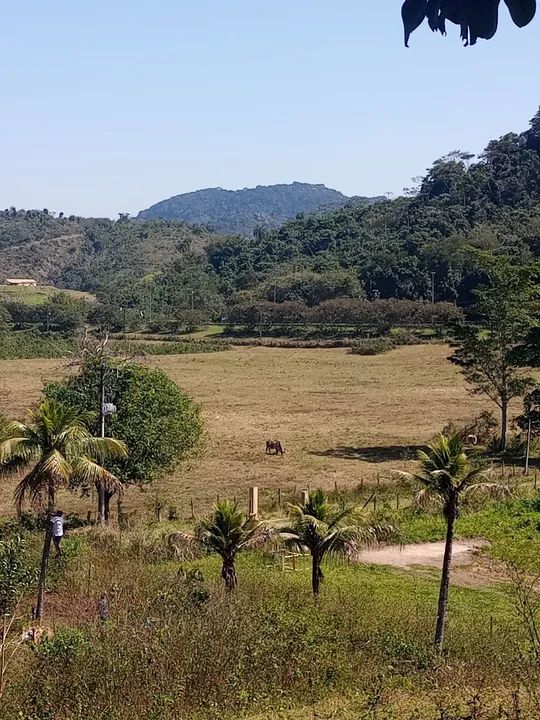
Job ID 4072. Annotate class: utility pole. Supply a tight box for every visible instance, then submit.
[98,359,106,524]
[191,289,194,311]
[431,272,436,304]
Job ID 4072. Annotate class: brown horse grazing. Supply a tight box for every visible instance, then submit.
[266,440,284,456]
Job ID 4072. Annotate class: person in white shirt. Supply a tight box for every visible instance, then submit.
[51,511,64,556]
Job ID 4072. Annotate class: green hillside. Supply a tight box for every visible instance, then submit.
[0,211,219,293]
[0,284,95,306]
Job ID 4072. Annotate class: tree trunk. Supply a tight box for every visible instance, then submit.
[36,487,55,622]
[104,490,114,523]
[435,500,457,653]
[97,483,105,525]
[311,553,323,596]
[221,559,237,591]
[500,400,508,454]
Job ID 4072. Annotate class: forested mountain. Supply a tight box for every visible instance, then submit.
[203,110,540,308]
[1,108,540,329]
[137,182,382,236]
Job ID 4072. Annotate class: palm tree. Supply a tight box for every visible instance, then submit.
[396,434,505,653]
[281,489,395,596]
[169,500,274,590]
[0,399,127,620]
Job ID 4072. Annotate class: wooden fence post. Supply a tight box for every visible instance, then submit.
[301,490,309,505]
[249,487,259,519]
[277,488,282,508]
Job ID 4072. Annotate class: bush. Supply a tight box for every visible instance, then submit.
[0,535,36,614]
[443,410,499,445]
[114,339,228,356]
[348,338,395,355]
[35,627,92,664]
[0,331,75,359]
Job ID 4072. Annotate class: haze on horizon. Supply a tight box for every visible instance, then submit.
[1,0,538,218]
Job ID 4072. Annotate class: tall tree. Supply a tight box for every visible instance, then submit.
[0,399,126,619]
[281,489,394,596]
[169,500,274,590]
[46,358,202,522]
[451,252,539,452]
[397,434,505,652]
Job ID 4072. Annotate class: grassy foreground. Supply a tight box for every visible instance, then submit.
[0,524,536,720]
[5,492,540,719]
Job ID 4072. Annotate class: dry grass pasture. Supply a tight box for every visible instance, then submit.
[0,344,493,520]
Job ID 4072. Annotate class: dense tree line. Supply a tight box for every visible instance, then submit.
[1,109,540,329]
[226,298,462,334]
[205,110,540,312]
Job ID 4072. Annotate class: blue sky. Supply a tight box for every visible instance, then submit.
[1,1,538,217]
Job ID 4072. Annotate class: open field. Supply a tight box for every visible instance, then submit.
[0,284,95,305]
[0,343,498,520]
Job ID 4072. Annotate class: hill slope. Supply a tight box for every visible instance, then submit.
[0,211,218,291]
[137,182,382,236]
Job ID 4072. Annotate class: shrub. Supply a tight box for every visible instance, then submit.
[443,410,499,445]
[0,535,37,614]
[112,339,228,355]
[348,338,395,355]
[0,331,75,359]
[35,627,92,664]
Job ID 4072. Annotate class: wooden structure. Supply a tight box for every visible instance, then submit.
[5,278,37,286]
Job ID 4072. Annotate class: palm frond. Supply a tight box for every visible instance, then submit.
[167,531,203,560]
[80,436,128,463]
[241,525,279,551]
[327,505,356,530]
[456,466,488,491]
[71,457,123,492]
[39,450,72,485]
[0,436,41,467]
[461,482,511,501]
[412,487,445,513]
[13,464,52,512]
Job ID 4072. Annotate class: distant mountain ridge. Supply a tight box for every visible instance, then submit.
[137,182,384,236]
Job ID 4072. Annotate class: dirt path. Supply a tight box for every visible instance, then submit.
[358,540,499,588]
[359,540,485,569]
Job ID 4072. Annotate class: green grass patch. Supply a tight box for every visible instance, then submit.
[399,496,540,568]
[0,285,94,306]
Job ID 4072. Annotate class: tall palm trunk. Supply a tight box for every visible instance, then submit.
[36,484,55,622]
[435,498,457,653]
[311,553,323,596]
[221,558,237,591]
